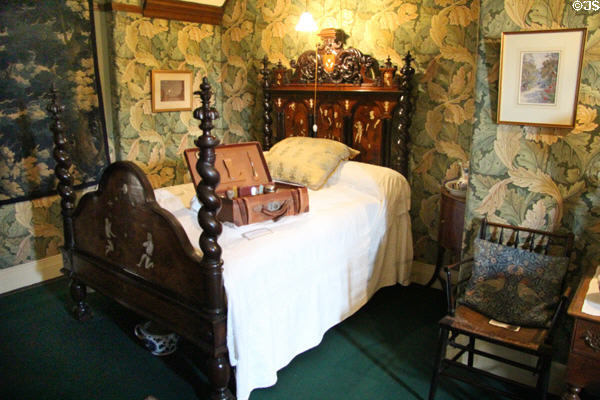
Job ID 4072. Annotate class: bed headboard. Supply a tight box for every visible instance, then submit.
[261,28,415,176]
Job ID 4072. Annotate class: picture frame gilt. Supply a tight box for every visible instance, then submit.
[151,70,193,112]
[497,28,587,129]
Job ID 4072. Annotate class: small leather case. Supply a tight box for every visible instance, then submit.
[184,142,309,226]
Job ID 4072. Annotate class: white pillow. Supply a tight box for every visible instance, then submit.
[328,161,411,215]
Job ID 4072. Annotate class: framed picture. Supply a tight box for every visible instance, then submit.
[497,28,586,129]
[151,70,193,112]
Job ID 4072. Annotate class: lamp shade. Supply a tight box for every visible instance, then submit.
[295,12,318,32]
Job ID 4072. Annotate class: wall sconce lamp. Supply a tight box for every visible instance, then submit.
[295,1,318,32]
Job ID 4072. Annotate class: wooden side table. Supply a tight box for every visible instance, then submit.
[425,185,466,287]
[562,266,600,400]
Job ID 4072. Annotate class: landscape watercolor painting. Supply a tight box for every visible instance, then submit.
[518,51,560,105]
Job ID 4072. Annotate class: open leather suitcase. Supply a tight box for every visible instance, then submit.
[184,142,309,226]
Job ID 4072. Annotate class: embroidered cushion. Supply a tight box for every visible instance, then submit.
[264,137,360,190]
[459,238,569,328]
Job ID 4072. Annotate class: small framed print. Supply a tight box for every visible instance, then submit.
[497,28,587,129]
[151,70,193,112]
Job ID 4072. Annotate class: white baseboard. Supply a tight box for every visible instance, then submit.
[0,254,63,295]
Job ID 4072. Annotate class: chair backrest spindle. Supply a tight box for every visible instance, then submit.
[480,219,573,258]
[479,218,488,240]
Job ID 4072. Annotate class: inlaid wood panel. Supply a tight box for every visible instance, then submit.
[353,104,384,165]
[283,100,310,137]
[72,162,205,307]
[316,102,344,142]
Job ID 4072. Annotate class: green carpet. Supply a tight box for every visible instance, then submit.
[0,279,503,400]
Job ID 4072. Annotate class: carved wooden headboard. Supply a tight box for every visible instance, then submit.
[260,28,415,176]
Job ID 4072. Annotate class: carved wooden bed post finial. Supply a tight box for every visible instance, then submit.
[395,51,415,176]
[261,56,274,151]
[193,77,233,400]
[47,84,91,321]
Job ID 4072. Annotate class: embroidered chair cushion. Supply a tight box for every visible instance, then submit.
[459,238,569,328]
[264,137,360,190]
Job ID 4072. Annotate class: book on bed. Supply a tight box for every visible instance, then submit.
[184,142,309,226]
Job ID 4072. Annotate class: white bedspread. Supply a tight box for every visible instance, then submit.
[154,161,413,400]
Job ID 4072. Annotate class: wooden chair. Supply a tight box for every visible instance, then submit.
[428,219,575,400]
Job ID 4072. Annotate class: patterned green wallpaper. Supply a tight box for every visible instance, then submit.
[107,9,224,188]
[465,0,600,273]
[0,197,63,268]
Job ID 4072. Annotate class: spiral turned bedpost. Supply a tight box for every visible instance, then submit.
[47,85,91,321]
[395,52,415,177]
[47,87,75,250]
[261,56,274,151]
[194,78,223,315]
[193,78,233,400]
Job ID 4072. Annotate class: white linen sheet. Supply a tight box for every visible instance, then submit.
[154,161,413,400]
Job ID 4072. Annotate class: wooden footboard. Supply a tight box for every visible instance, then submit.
[48,80,233,399]
[71,161,219,345]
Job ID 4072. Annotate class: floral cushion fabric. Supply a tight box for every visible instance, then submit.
[264,137,360,190]
[459,238,569,328]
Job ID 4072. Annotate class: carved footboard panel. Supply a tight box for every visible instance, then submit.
[69,161,222,349]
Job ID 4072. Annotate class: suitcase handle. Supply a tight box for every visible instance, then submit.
[261,200,289,221]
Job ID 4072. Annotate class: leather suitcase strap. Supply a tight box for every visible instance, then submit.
[290,189,300,213]
[240,197,253,224]
[234,198,249,225]
[303,189,309,212]
[295,187,309,213]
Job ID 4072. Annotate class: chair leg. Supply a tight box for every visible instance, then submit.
[536,355,551,400]
[425,245,445,288]
[428,327,449,400]
[467,336,475,367]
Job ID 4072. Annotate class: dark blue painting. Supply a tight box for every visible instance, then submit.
[0,0,108,205]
